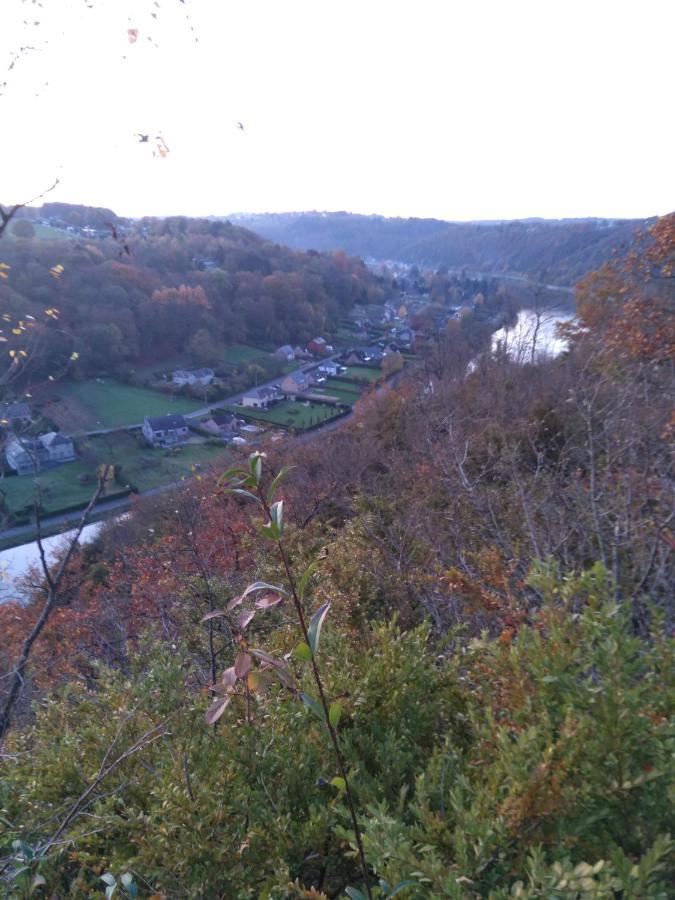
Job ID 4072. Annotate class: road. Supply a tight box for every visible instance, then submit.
[0,356,348,547]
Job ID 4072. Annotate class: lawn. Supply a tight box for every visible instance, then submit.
[312,381,363,404]
[80,433,233,492]
[230,400,344,431]
[44,380,204,431]
[1,436,233,518]
[341,366,383,383]
[1,461,128,517]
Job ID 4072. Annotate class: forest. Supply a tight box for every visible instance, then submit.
[0,210,391,381]
[231,212,649,286]
[0,216,673,898]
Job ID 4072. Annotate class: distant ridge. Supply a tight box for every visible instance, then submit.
[228,211,653,284]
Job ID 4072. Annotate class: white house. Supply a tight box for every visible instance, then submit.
[5,432,75,476]
[142,414,190,447]
[318,361,342,377]
[172,367,215,387]
[240,386,282,409]
[274,345,295,361]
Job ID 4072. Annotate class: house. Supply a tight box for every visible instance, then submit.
[342,346,384,366]
[293,346,311,360]
[280,369,316,396]
[0,401,32,428]
[200,413,245,440]
[274,344,295,361]
[307,337,333,356]
[5,432,75,476]
[142,414,189,447]
[172,367,215,387]
[240,386,281,410]
[318,360,342,377]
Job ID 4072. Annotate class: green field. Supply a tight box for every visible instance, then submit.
[1,461,128,517]
[45,380,204,431]
[341,366,383,383]
[230,400,343,431]
[1,435,233,518]
[312,381,364,404]
[81,433,232,492]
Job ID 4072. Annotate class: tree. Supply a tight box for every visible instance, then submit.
[11,219,35,239]
[188,327,219,366]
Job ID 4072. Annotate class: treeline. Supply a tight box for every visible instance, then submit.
[232,210,651,284]
[0,211,392,379]
[0,217,672,897]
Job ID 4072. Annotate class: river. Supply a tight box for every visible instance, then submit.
[0,521,106,605]
[491,306,575,361]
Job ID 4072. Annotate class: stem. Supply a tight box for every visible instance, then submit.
[276,536,373,898]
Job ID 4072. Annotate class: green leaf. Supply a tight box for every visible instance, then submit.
[298,558,322,600]
[217,466,244,485]
[389,881,418,897]
[260,522,280,541]
[345,889,366,900]
[293,641,313,662]
[266,465,293,504]
[300,691,324,720]
[329,701,342,729]
[307,601,331,656]
[270,499,284,536]
[330,775,346,792]
[229,487,262,505]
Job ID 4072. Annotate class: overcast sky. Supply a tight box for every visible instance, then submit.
[1,0,673,221]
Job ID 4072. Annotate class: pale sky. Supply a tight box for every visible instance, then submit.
[1,0,673,221]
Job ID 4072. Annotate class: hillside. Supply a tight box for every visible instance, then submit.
[0,215,672,897]
[230,211,653,284]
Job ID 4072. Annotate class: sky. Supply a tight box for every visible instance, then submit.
[1,0,673,222]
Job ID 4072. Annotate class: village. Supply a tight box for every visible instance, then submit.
[0,295,435,534]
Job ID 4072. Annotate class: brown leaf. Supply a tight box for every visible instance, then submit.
[237,609,255,631]
[234,652,252,679]
[201,610,228,622]
[205,696,230,725]
[255,592,283,609]
[221,666,237,688]
[227,594,243,611]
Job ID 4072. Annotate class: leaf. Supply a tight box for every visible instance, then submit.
[227,595,243,611]
[201,609,228,622]
[241,581,288,599]
[234,652,252,679]
[250,648,287,670]
[255,592,283,609]
[237,609,255,631]
[229,487,262,505]
[247,670,269,694]
[300,692,324,720]
[101,875,116,887]
[345,889,366,900]
[298,547,329,599]
[221,666,237,688]
[330,776,346,792]
[266,465,293,504]
[205,696,231,725]
[293,641,313,662]
[329,701,342,729]
[307,602,331,656]
[389,881,419,897]
[260,521,280,541]
[270,499,284,536]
